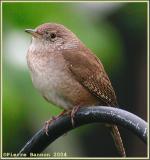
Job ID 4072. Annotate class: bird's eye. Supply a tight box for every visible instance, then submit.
[50,32,56,39]
[44,31,57,41]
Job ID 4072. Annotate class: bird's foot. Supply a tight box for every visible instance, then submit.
[44,119,54,136]
[70,106,80,127]
[44,110,66,136]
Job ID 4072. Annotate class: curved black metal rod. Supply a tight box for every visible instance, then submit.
[19,106,147,156]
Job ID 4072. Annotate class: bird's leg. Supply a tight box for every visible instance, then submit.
[44,110,66,136]
[70,106,80,127]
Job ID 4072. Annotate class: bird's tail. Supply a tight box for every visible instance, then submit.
[109,125,126,157]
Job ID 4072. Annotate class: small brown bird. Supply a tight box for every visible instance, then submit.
[25,23,126,157]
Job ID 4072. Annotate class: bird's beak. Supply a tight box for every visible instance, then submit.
[25,29,40,38]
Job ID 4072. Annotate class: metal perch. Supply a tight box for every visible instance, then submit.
[19,106,147,156]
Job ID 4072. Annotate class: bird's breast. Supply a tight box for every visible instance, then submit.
[27,51,99,110]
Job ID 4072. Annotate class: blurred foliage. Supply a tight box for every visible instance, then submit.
[2,2,147,157]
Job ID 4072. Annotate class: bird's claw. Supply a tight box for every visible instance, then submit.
[44,110,66,136]
[70,106,80,127]
[44,120,50,136]
[44,118,55,136]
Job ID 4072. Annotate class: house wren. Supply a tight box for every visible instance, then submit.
[25,23,126,157]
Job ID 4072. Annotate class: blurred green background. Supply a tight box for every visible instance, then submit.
[2,2,147,157]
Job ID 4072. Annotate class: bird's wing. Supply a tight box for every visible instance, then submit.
[62,49,118,107]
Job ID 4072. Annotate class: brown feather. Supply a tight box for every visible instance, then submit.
[62,47,118,107]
